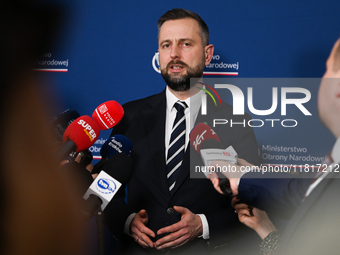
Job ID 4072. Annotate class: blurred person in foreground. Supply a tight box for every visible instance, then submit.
[209,37,340,254]
[0,1,88,254]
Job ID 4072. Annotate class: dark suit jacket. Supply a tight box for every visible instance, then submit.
[104,89,261,254]
[234,166,340,254]
[277,169,340,255]
[238,172,314,220]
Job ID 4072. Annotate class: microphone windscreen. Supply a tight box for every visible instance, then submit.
[200,139,223,150]
[63,115,100,152]
[50,108,80,140]
[101,153,133,185]
[189,123,220,152]
[100,135,132,158]
[92,100,124,130]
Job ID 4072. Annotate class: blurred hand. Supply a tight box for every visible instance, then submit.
[155,206,202,250]
[231,196,241,208]
[130,209,155,248]
[235,203,277,240]
[207,158,256,195]
[74,153,94,172]
[59,159,70,168]
[237,158,255,168]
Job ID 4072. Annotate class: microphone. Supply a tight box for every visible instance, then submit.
[92,100,124,130]
[50,109,94,167]
[50,108,80,141]
[190,122,220,152]
[60,161,94,199]
[82,153,133,220]
[58,115,101,160]
[189,123,235,196]
[92,135,133,174]
[100,135,132,157]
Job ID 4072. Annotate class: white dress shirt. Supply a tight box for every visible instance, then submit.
[165,86,209,240]
[124,86,210,240]
[165,86,202,157]
[304,136,340,198]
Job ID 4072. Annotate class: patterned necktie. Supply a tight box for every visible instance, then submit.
[166,101,187,193]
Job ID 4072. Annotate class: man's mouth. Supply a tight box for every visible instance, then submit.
[169,64,185,73]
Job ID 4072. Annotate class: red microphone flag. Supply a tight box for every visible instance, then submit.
[189,123,220,152]
[92,100,124,130]
[63,115,101,152]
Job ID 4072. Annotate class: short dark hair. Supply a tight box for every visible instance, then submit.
[157,8,209,46]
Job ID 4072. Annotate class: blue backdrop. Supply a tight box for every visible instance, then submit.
[41,0,340,166]
[37,0,340,253]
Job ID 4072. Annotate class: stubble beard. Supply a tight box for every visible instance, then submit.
[161,59,205,92]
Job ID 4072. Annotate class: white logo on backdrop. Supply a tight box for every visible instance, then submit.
[152,52,160,73]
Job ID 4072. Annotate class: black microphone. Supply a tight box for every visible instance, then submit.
[189,123,234,196]
[200,139,233,196]
[50,108,80,141]
[92,135,132,174]
[82,153,133,220]
[60,161,94,199]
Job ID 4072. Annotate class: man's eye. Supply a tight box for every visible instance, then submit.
[162,44,170,48]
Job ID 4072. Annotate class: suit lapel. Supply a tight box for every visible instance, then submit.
[142,90,170,201]
[280,170,335,252]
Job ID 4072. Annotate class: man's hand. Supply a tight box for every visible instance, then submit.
[235,203,277,240]
[207,158,256,195]
[155,206,203,250]
[130,209,155,248]
[207,169,240,196]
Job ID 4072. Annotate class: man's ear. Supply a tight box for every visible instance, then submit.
[204,44,214,66]
[336,78,340,98]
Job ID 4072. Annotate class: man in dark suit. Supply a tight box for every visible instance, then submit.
[104,8,260,254]
[276,37,340,255]
[210,38,340,254]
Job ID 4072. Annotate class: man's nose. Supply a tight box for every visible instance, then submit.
[170,44,181,60]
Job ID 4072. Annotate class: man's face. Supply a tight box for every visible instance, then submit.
[318,39,340,133]
[158,18,213,91]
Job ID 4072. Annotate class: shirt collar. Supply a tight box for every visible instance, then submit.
[331,136,340,163]
[165,86,204,111]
